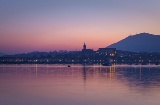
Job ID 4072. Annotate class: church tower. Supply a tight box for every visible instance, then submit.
[83,43,86,50]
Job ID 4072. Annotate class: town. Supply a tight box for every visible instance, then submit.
[0,43,160,65]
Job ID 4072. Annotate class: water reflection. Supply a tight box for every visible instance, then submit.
[0,64,160,105]
[118,66,160,88]
[0,64,160,88]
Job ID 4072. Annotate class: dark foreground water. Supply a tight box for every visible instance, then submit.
[0,64,160,105]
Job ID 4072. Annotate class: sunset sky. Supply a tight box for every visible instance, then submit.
[0,0,160,54]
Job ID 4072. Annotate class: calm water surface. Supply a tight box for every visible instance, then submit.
[0,64,160,105]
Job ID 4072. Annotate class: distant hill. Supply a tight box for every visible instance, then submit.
[0,53,6,57]
[3,51,69,58]
[107,32,160,52]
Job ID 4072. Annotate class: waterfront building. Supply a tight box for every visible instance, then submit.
[97,48,116,57]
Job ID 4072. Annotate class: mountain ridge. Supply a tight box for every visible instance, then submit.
[107,32,160,52]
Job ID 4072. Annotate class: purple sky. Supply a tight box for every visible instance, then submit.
[0,0,160,54]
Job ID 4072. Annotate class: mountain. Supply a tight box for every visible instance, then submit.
[107,32,160,52]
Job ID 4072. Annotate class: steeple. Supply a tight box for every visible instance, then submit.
[83,43,86,50]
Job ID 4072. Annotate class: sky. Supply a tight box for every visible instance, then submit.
[0,0,160,54]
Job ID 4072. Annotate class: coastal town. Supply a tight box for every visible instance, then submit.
[0,43,160,65]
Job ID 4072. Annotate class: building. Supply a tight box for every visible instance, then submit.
[82,43,94,58]
[97,48,116,57]
[82,43,94,52]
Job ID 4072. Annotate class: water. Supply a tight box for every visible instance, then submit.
[0,64,160,105]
